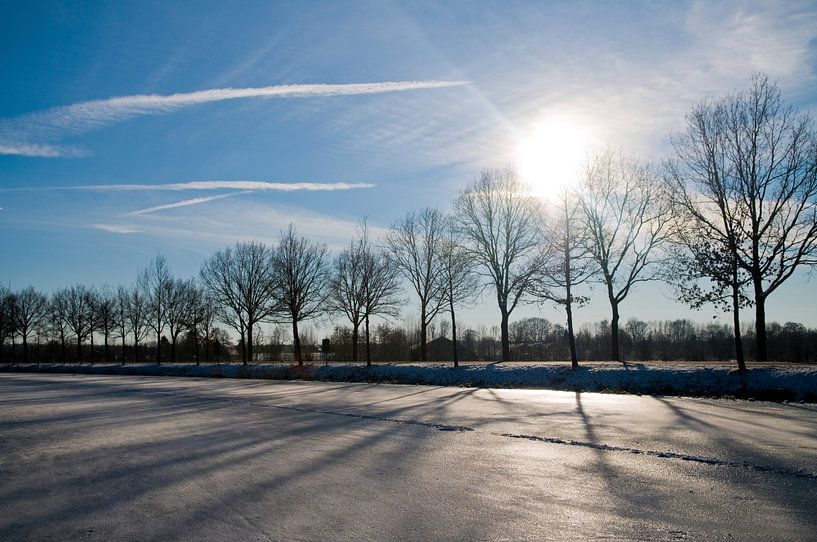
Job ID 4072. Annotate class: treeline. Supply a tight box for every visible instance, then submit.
[1,74,816,370]
[323,318,817,364]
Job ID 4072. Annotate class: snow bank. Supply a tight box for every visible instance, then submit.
[3,362,817,402]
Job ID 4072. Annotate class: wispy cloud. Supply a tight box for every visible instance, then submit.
[0,80,468,157]
[0,180,376,193]
[91,223,142,234]
[126,191,250,216]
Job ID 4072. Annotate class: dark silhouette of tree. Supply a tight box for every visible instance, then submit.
[271,225,330,366]
[533,192,596,368]
[165,278,194,363]
[48,290,70,363]
[114,285,130,364]
[581,150,670,362]
[670,75,817,362]
[200,242,277,364]
[92,285,119,363]
[126,286,149,364]
[386,208,447,361]
[138,256,173,364]
[360,228,401,366]
[0,286,14,363]
[330,241,367,362]
[64,285,95,362]
[666,105,754,371]
[438,219,478,367]
[12,286,47,364]
[455,168,545,361]
[185,285,215,365]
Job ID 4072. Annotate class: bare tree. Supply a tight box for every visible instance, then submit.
[386,208,447,361]
[330,242,367,362]
[64,285,95,362]
[12,286,48,364]
[270,225,330,366]
[114,285,130,364]
[138,255,173,364]
[581,151,670,362]
[0,286,14,363]
[666,99,756,371]
[361,233,401,366]
[48,290,70,363]
[165,278,194,363]
[672,75,817,362]
[185,284,215,365]
[200,242,277,364]
[438,219,479,367]
[454,168,545,361]
[127,286,149,363]
[533,192,596,368]
[92,285,119,363]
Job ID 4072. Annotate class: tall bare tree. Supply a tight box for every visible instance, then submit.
[581,151,670,362]
[454,168,545,361]
[671,75,817,362]
[0,286,14,363]
[92,285,119,363]
[438,219,478,367]
[200,242,277,364]
[138,255,173,364]
[270,225,329,366]
[361,233,401,366]
[114,285,131,364]
[12,286,48,364]
[48,290,70,363]
[666,98,755,371]
[386,208,447,361]
[533,192,597,368]
[166,278,194,363]
[127,286,149,363]
[330,241,367,362]
[64,285,95,362]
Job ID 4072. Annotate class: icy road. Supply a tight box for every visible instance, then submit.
[1,373,816,541]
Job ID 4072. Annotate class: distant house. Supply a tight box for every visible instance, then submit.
[410,336,479,362]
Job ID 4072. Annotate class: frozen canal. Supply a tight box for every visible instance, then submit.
[1,373,816,540]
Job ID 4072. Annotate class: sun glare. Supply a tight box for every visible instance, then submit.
[515,118,590,200]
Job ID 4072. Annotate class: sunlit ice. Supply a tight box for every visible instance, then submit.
[515,117,592,200]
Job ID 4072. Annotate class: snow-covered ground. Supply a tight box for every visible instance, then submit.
[3,361,817,401]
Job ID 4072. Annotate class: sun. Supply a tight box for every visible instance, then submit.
[515,117,590,200]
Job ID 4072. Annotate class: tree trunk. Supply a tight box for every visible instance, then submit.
[365,312,371,367]
[610,300,621,362]
[134,339,139,364]
[450,298,459,368]
[247,322,254,364]
[732,264,746,372]
[500,309,510,362]
[90,333,94,365]
[170,336,177,364]
[77,336,82,364]
[754,283,767,362]
[566,298,578,369]
[121,335,127,365]
[193,324,200,366]
[104,333,110,363]
[60,335,66,364]
[156,328,161,365]
[292,320,302,366]
[351,323,359,363]
[420,307,428,361]
[22,335,28,364]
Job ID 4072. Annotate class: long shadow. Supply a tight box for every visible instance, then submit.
[0,374,503,540]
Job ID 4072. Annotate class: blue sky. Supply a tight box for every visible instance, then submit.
[1,0,816,330]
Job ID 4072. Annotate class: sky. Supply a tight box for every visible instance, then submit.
[1,0,817,335]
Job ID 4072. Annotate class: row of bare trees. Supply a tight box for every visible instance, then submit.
[1,75,815,370]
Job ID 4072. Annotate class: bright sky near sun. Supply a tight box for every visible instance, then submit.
[1,0,817,329]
